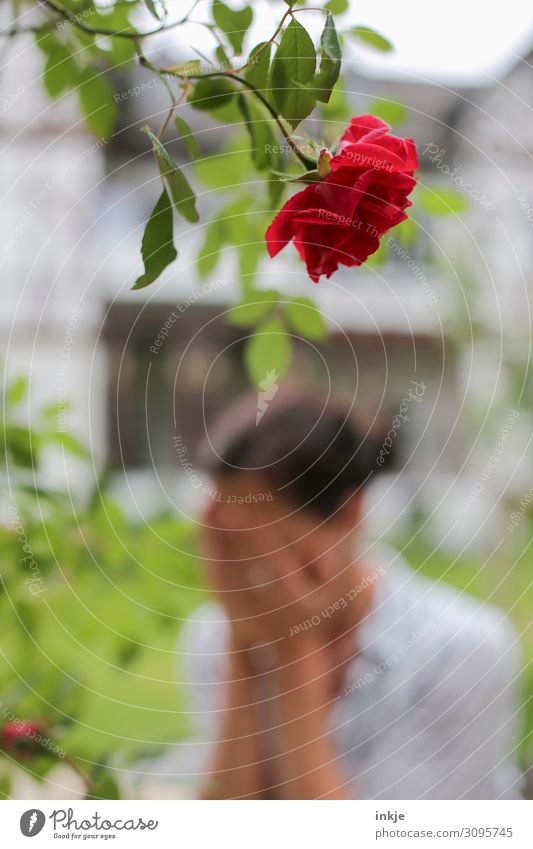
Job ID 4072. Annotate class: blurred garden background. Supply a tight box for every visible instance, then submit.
[1,0,532,798]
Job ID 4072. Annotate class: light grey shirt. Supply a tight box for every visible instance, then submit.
[177,547,523,799]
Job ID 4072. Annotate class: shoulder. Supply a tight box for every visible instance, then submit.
[373,547,521,685]
[404,570,519,713]
[414,571,519,676]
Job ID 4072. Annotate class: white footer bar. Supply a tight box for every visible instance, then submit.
[1,799,531,848]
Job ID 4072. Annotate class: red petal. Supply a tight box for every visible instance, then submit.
[265,187,314,258]
[339,115,390,146]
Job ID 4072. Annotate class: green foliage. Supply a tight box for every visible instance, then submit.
[174,115,201,159]
[285,296,328,341]
[165,60,202,77]
[5,377,28,406]
[237,96,278,171]
[0,375,205,796]
[212,0,253,55]
[42,39,78,99]
[196,193,255,276]
[78,70,118,139]
[34,3,138,139]
[245,42,272,93]
[244,316,292,386]
[227,290,279,327]
[271,18,317,129]
[0,373,85,474]
[133,189,177,289]
[418,186,470,215]
[313,13,342,104]
[369,98,408,126]
[324,0,349,13]
[319,82,352,126]
[0,495,205,783]
[194,141,249,190]
[188,77,237,112]
[350,26,393,52]
[393,216,418,247]
[141,127,199,224]
[143,0,161,20]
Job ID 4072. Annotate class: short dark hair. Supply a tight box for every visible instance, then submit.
[196,390,387,517]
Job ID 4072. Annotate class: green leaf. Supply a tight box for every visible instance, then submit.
[165,170,198,223]
[285,296,328,341]
[194,144,247,189]
[133,189,177,289]
[196,195,253,277]
[215,44,232,68]
[271,18,317,129]
[34,27,56,57]
[350,26,393,52]
[0,774,11,799]
[78,70,117,138]
[112,40,137,66]
[319,82,350,124]
[212,0,253,55]
[141,126,199,223]
[393,216,418,246]
[365,241,389,268]
[313,12,341,104]
[244,316,292,387]
[174,115,200,159]
[5,376,28,406]
[418,186,469,216]
[198,219,224,278]
[164,60,202,76]
[227,291,278,327]
[43,43,78,99]
[4,425,37,468]
[187,77,236,112]
[89,769,121,800]
[72,4,138,65]
[42,401,66,421]
[74,3,138,38]
[324,0,349,13]
[50,431,88,458]
[223,195,257,245]
[143,0,161,19]
[237,95,276,171]
[245,42,272,93]
[239,240,265,282]
[268,170,285,209]
[369,98,408,126]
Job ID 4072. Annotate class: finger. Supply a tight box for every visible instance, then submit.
[313,544,343,583]
[204,515,242,563]
[203,497,226,531]
[243,528,313,609]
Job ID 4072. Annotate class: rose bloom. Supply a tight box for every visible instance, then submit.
[0,720,47,760]
[266,115,418,283]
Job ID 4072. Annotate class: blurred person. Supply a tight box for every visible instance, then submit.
[179,392,522,800]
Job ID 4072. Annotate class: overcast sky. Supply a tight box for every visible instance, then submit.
[173,0,533,86]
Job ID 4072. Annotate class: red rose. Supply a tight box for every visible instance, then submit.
[0,720,48,760]
[265,115,418,283]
